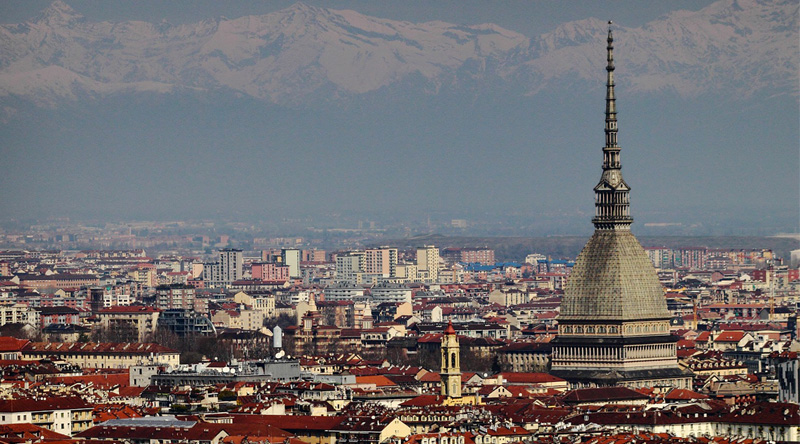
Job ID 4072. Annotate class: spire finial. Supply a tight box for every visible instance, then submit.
[604,20,617,153]
[606,21,615,113]
[592,20,633,230]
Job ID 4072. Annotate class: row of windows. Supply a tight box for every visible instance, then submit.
[562,325,619,334]
[561,322,669,335]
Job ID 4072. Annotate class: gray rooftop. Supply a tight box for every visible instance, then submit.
[100,416,195,429]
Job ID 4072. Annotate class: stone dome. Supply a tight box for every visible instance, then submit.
[559,229,671,322]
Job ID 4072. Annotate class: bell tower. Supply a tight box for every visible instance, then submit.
[440,321,461,398]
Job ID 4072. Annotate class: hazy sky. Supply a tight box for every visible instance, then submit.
[0,0,796,235]
[2,1,717,36]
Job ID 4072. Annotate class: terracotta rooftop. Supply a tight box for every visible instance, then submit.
[23,342,178,355]
[561,386,649,403]
[0,336,29,352]
[496,372,566,384]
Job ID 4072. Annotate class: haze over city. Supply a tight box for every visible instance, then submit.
[0,0,797,236]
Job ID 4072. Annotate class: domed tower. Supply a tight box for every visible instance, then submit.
[440,321,462,398]
[550,23,691,389]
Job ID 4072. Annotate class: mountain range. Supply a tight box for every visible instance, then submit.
[0,0,796,108]
[0,0,797,235]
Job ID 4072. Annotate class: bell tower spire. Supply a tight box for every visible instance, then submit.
[592,21,633,231]
[440,321,462,399]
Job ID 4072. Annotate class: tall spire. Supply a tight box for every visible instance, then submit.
[605,21,617,151]
[552,21,691,391]
[592,21,633,231]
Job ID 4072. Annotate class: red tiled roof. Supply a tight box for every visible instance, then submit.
[562,386,649,403]
[112,386,146,398]
[399,395,446,407]
[497,372,566,384]
[355,375,397,387]
[230,414,344,431]
[416,333,442,344]
[664,388,709,400]
[0,423,71,441]
[0,336,29,352]
[715,331,746,342]
[418,372,441,383]
[695,331,711,342]
[677,348,698,358]
[720,401,798,425]
[92,404,145,422]
[46,372,130,389]
[23,342,178,355]
[0,396,92,413]
[18,273,97,281]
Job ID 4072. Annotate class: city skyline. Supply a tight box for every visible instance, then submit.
[0,13,797,440]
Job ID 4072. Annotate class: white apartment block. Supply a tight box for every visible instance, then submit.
[0,397,93,437]
[335,251,365,283]
[525,253,547,265]
[0,303,39,327]
[365,247,398,277]
[324,284,366,302]
[394,263,418,283]
[282,248,301,278]
[232,292,276,318]
[289,290,312,305]
[371,284,412,304]
[156,285,195,310]
[416,245,440,283]
[203,248,243,287]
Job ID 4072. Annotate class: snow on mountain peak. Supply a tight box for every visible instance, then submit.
[0,0,795,106]
[34,0,84,25]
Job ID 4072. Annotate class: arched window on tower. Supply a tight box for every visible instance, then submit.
[451,352,456,368]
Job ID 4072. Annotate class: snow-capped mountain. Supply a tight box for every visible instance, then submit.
[0,0,796,107]
[520,0,798,96]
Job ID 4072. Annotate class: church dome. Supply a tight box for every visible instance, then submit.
[560,230,671,322]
